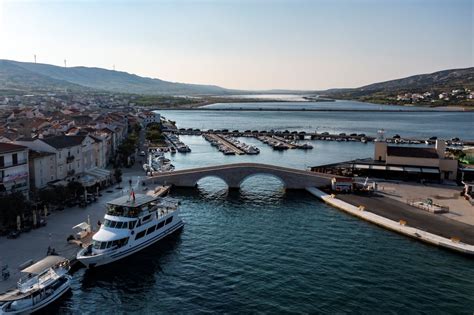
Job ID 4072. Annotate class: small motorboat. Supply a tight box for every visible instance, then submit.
[0,256,71,314]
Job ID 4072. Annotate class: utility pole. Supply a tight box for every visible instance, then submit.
[34,54,37,63]
[64,59,67,68]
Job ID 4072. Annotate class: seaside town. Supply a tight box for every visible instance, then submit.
[3,99,474,314]
[1,0,474,313]
[395,88,474,104]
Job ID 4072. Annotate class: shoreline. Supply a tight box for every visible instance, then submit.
[153,107,467,113]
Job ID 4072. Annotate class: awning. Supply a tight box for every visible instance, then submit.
[387,166,404,171]
[73,222,90,230]
[21,256,68,274]
[79,174,98,187]
[353,164,370,169]
[404,167,422,173]
[86,168,112,181]
[422,168,440,174]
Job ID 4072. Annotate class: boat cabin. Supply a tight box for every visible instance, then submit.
[106,194,160,218]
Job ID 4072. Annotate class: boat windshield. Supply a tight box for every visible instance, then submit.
[106,204,141,217]
[103,219,136,229]
[92,237,129,251]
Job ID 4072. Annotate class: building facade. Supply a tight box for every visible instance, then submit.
[0,143,30,198]
[373,138,458,180]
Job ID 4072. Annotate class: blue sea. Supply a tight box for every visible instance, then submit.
[58,101,474,314]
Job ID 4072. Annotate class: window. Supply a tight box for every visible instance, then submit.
[129,221,136,229]
[156,221,164,229]
[100,242,107,250]
[141,214,151,224]
[0,156,4,168]
[12,153,18,165]
[135,230,146,240]
[146,225,156,235]
[165,217,173,225]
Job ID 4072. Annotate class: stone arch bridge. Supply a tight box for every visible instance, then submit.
[142,163,334,189]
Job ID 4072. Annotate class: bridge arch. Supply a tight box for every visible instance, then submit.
[238,172,286,189]
[193,174,230,188]
[144,163,333,190]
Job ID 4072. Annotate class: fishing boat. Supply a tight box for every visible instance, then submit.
[0,256,71,314]
[76,193,184,268]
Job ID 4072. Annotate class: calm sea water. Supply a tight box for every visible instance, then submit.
[57,102,474,314]
[162,100,474,140]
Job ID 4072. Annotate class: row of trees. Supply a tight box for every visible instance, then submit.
[146,122,165,144]
[115,125,140,167]
[36,181,85,206]
[0,192,29,229]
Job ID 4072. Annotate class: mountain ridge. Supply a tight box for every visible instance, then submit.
[0,59,231,95]
[322,67,474,100]
[0,59,472,98]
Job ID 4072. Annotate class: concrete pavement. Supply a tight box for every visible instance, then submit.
[0,171,146,293]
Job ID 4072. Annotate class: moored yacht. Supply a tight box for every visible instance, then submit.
[0,256,71,315]
[76,193,184,268]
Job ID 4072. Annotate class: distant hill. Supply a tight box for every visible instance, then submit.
[323,67,474,99]
[0,60,231,95]
[0,60,91,93]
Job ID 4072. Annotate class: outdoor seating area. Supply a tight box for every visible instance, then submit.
[407,198,450,214]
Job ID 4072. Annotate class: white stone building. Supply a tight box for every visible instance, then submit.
[0,142,30,198]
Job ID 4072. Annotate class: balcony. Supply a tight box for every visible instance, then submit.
[0,160,28,169]
[66,155,75,163]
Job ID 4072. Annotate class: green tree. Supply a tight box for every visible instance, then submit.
[114,168,122,183]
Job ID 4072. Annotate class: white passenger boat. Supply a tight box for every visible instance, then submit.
[76,194,184,268]
[0,256,71,315]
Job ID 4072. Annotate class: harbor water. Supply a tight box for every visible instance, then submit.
[58,102,474,313]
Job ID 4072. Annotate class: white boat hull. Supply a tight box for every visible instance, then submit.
[77,221,184,268]
[0,276,71,315]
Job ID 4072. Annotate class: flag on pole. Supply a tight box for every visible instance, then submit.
[131,189,135,202]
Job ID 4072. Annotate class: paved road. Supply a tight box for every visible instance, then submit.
[338,193,474,245]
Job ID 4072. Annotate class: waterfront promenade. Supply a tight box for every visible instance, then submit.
[307,188,474,255]
[0,171,144,293]
[337,194,474,244]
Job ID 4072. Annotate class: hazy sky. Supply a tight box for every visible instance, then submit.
[0,0,472,90]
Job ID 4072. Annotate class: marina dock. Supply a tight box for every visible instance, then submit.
[204,134,245,155]
[256,135,313,150]
[177,129,473,146]
[163,132,191,153]
[203,133,259,155]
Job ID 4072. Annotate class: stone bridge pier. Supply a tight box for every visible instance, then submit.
[142,163,333,190]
